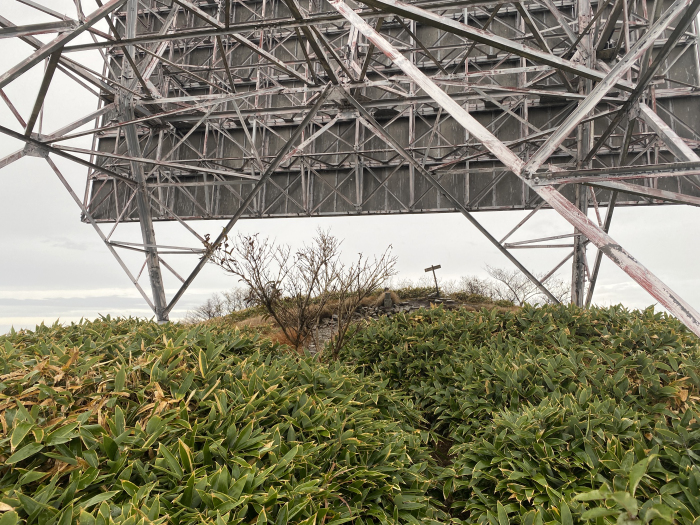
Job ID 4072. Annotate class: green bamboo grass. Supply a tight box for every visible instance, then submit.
[0,318,443,525]
[341,304,700,524]
[3,304,700,525]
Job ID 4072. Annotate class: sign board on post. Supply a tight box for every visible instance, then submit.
[424,264,442,298]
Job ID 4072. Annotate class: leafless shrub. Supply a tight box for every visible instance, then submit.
[389,269,569,306]
[221,288,248,311]
[392,277,416,290]
[458,275,494,297]
[184,295,226,323]
[206,230,337,351]
[325,250,397,360]
[184,288,248,323]
[206,229,396,356]
[416,275,434,288]
[440,279,458,296]
[486,265,570,306]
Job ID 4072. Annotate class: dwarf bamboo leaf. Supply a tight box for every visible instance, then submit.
[45,422,80,446]
[158,443,184,479]
[0,512,19,525]
[101,436,118,461]
[78,510,95,525]
[229,476,247,501]
[120,480,138,497]
[6,443,44,464]
[176,371,195,399]
[114,367,126,392]
[629,457,651,497]
[57,503,73,525]
[560,501,573,525]
[10,422,34,451]
[178,439,194,473]
[80,491,120,509]
[497,503,510,525]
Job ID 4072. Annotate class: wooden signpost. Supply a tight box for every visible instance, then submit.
[425,264,442,298]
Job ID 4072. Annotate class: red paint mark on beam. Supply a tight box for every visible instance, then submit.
[538,185,700,336]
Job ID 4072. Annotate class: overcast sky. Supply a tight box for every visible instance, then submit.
[1,1,699,335]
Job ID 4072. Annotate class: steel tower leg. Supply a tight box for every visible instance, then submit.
[572,0,593,307]
[571,186,588,306]
[119,0,168,322]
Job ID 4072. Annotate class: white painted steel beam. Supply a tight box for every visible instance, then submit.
[0,21,78,39]
[636,102,700,195]
[0,124,137,186]
[522,0,692,176]
[24,51,61,137]
[54,144,259,180]
[120,0,168,321]
[588,181,700,206]
[639,103,700,162]
[358,0,635,91]
[534,162,700,185]
[0,0,128,90]
[0,14,116,95]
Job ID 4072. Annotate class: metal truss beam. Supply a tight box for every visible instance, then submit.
[0,124,137,186]
[0,0,127,90]
[535,162,700,185]
[523,0,695,176]
[330,0,700,336]
[0,14,116,95]
[588,181,700,206]
[583,1,700,166]
[164,84,333,316]
[0,20,78,39]
[120,0,167,321]
[639,104,700,163]
[358,0,635,90]
[24,51,61,137]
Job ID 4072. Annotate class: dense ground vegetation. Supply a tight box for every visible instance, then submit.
[341,305,700,523]
[2,304,700,525]
[0,319,443,525]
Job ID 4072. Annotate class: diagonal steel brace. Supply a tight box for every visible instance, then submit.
[329,0,700,337]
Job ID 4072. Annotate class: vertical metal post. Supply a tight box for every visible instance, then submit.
[572,0,593,307]
[585,191,617,307]
[119,0,169,321]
